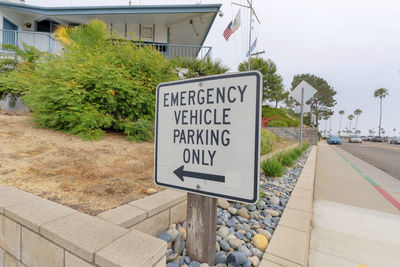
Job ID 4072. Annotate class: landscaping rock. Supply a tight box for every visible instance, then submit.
[158,232,172,243]
[229,238,244,249]
[219,240,230,251]
[249,256,260,267]
[167,228,179,242]
[217,226,230,239]
[256,229,272,241]
[178,226,187,240]
[146,188,158,195]
[173,232,185,255]
[227,251,248,265]
[269,196,280,205]
[218,199,230,209]
[237,208,250,219]
[252,234,268,252]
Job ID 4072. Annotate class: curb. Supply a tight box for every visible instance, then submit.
[260,145,317,267]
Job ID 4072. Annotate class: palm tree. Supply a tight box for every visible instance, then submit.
[339,110,345,136]
[348,114,354,136]
[374,88,389,137]
[393,128,396,137]
[354,109,362,132]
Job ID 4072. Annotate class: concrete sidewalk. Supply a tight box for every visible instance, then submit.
[309,143,400,267]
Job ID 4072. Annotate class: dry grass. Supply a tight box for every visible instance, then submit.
[0,112,160,215]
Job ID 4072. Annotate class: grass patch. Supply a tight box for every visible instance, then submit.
[261,158,286,177]
[302,142,310,151]
[274,152,295,167]
[261,129,277,155]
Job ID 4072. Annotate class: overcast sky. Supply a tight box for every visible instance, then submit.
[28,0,400,136]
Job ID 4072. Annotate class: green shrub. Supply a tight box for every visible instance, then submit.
[262,106,299,127]
[293,147,303,158]
[302,142,310,151]
[19,20,177,141]
[260,129,277,155]
[274,152,294,167]
[170,57,228,79]
[267,120,288,127]
[261,158,286,177]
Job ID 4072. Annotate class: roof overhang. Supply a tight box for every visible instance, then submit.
[0,1,221,46]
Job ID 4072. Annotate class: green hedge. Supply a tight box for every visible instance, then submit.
[3,21,177,141]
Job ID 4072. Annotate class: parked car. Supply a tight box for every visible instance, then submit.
[361,136,368,141]
[367,136,374,141]
[349,135,362,143]
[372,136,383,142]
[328,136,342,145]
[389,137,400,145]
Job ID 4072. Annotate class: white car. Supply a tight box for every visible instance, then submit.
[349,135,362,143]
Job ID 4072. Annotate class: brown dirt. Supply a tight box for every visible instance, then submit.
[0,112,160,215]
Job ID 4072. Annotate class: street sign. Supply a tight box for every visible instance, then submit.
[290,80,317,146]
[155,72,262,203]
[294,104,310,113]
[290,80,317,104]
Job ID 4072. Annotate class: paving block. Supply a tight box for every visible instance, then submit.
[259,259,285,267]
[0,185,13,193]
[0,215,21,259]
[21,227,64,267]
[97,204,147,228]
[95,229,166,267]
[0,188,39,214]
[129,190,186,217]
[0,248,4,267]
[290,187,313,201]
[153,255,166,267]
[40,212,128,262]
[6,198,77,233]
[170,200,187,224]
[278,208,310,233]
[65,251,95,267]
[286,196,313,213]
[131,209,169,237]
[262,253,302,266]
[266,225,308,265]
[4,253,24,267]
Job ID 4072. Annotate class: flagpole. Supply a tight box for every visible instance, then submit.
[248,0,252,71]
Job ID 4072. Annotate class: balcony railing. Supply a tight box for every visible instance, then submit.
[0,29,212,60]
[1,29,63,54]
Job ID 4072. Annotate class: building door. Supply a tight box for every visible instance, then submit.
[3,17,18,46]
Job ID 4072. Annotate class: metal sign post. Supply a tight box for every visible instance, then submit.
[154,72,262,264]
[300,87,304,146]
[290,81,317,146]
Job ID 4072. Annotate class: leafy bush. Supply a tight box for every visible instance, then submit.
[260,129,277,155]
[267,120,288,127]
[262,106,299,127]
[274,152,294,167]
[302,142,310,151]
[261,158,286,177]
[0,43,43,101]
[170,57,229,79]
[19,20,177,141]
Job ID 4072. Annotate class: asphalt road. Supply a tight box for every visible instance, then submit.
[338,141,400,180]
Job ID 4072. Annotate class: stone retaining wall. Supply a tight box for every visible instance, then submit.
[260,146,317,267]
[267,127,318,145]
[0,186,189,267]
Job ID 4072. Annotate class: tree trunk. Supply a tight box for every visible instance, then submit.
[378,97,383,137]
[339,115,342,135]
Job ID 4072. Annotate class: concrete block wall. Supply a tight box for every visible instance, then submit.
[260,146,317,267]
[267,127,318,145]
[0,185,177,267]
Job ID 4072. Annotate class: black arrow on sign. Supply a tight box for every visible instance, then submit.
[173,165,225,183]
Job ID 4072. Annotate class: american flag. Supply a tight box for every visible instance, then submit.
[223,10,241,41]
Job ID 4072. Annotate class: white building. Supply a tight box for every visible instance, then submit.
[0,0,221,58]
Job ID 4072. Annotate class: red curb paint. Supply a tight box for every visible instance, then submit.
[375,186,400,211]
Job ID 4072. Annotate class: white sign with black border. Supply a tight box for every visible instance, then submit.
[154,71,262,203]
